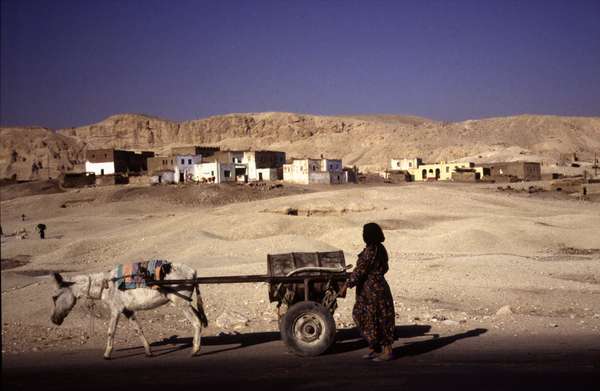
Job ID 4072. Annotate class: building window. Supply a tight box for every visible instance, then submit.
[92,154,95,158]
[409,162,412,167]
[397,162,401,167]
[446,167,449,173]
[181,159,185,164]
[224,170,230,178]
[188,159,192,164]
[211,171,214,176]
[104,154,107,158]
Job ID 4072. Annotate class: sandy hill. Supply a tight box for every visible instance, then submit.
[1,112,599,179]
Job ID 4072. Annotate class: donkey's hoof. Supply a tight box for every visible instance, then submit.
[103,355,112,360]
[190,350,201,357]
[145,352,154,358]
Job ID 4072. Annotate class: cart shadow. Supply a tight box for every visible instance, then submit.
[113,325,436,359]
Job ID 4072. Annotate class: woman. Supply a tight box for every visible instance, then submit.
[346,222,395,361]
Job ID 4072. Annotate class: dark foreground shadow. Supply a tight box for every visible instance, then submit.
[328,324,433,354]
[392,328,487,360]
[113,325,435,359]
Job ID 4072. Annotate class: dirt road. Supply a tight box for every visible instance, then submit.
[3,328,599,391]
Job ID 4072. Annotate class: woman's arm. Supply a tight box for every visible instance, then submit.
[346,246,375,288]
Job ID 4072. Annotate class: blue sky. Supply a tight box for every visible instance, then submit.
[1,0,599,128]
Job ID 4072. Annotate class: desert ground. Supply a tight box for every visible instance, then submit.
[2,179,599,364]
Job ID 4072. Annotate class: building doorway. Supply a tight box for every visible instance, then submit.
[421,169,427,180]
[179,172,184,182]
[435,168,440,180]
[258,172,263,181]
[100,169,104,176]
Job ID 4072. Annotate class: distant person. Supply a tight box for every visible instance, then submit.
[344,223,395,361]
[36,223,47,239]
[21,214,26,221]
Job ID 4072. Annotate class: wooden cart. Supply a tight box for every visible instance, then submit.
[150,250,350,356]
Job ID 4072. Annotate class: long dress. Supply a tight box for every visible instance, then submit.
[347,243,395,349]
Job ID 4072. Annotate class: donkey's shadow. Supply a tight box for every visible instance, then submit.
[113,325,437,359]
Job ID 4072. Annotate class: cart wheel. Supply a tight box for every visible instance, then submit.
[280,301,336,356]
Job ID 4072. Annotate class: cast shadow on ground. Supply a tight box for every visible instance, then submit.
[392,328,488,360]
[112,325,436,359]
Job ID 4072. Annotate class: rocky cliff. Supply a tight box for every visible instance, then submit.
[2,112,599,180]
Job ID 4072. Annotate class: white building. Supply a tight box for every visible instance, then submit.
[150,170,176,184]
[390,158,422,171]
[242,151,286,181]
[283,158,347,185]
[174,154,202,183]
[192,162,235,183]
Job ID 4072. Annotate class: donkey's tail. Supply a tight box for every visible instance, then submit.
[192,272,208,328]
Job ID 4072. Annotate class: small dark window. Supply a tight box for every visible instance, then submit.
[104,154,107,158]
[224,170,230,178]
[92,154,95,158]
[181,159,184,164]
[188,159,192,164]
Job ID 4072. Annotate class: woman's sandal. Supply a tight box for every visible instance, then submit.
[361,349,379,359]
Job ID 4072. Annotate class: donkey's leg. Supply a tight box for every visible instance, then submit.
[104,309,121,360]
[180,304,202,356]
[123,309,152,357]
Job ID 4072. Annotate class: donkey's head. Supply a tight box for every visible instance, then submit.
[50,272,78,325]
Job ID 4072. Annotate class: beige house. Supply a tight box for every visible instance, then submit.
[408,161,485,181]
[283,158,346,185]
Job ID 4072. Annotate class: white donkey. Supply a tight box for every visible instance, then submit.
[50,263,208,359]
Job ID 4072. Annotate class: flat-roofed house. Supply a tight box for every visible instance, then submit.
[175,154,202,182]
[479,161,541,181]
[85,149,154,176]
[283,158,347,185]
[193,162,235,183]
[243,151,286,181]
[208,151,247,181]
[390,158,423,171]
[170,146,219,157]
[407,161,484,181]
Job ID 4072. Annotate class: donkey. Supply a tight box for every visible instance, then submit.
[50,263,208,359]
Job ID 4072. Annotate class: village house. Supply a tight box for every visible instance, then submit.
[407,161,484,181]
[207,151,247,181]
[242,151,286,181]
[390,158,423,171]
[193,161,235,183]
[389,157,487,181]
[478,161,542,181]
[175,154,202,182]
[85,149,154,176]
[283,158,347,185]
[170,146,219,157]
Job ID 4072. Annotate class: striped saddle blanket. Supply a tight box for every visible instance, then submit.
[114,260,171,290]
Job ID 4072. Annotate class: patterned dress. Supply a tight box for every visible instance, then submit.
[347,243,395,349]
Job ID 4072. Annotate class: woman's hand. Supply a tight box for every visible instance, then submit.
[339,282,348,296]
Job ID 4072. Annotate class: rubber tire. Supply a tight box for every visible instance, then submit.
[280,301,336,356]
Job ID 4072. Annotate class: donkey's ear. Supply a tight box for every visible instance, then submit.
[52,272,64,287]
[52,272,73,288]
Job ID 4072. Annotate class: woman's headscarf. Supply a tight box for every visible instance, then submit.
[363,223,385,245]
